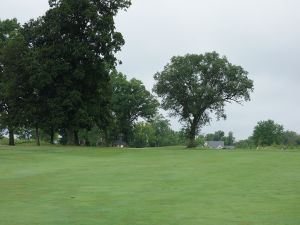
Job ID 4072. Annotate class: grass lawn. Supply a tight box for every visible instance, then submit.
[0,146,299,225]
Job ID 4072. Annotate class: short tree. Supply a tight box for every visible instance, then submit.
[130,122,155,148]
[252,120,284,146]
[282,131,300,146]
[235,137,255,149]
[149,114,178,147]
[153,52,253,147]
[224,131,235,146]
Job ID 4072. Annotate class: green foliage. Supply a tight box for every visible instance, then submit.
[28,128,59,144]
[153,52,253,148]
[176,129,188,145]
[195,135,205,146]
[252,120,284,146]
[129,122,155,148]
[205,131,235,146]
[19,0,132,145]
[0,19,27,145]
[235,137,256,149]
[110,71,159,142]
[78,126,104,146]
[282,131,300,146]
[0,19,19,42]
[205,130,225,141]
[236,125,300,149]
[149,114,176,147]
[225,131,235,146]
[129,115,186,148]
[0,0,132,146]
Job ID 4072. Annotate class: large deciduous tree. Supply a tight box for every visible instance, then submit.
[153,52,253,148]
[22,0,131,145]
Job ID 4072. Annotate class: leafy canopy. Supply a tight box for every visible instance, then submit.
[252,120,284,146]
[0,19,25,132]
[20,0,131,145]
[110,71,159,141]
[153,52,253,147]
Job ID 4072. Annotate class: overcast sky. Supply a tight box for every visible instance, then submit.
[1,0,299,139]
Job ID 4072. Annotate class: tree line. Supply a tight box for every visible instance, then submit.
[0,0,133,146]
[0,3,180,147]
[235,120,300,148]
[195,120,300,149]
[0,0,255,148]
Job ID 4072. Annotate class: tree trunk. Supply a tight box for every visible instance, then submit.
[187,119,198,148]
[66,128,75,145]
[35,125,40,146]
[104,131,110,147]
[50,126,54,145]
[8,128,15,146]
[74,130,80,146]
[187,132,197,148]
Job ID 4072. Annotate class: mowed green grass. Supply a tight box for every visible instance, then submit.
[0,146,299,225]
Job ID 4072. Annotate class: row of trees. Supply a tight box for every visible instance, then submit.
[0,0,133,146]
[128,114,186,148]
[0,0,255,148]
[236,120,300,148]
[130,118,300,149]
[204,130,235,146]
[193,120,299,149]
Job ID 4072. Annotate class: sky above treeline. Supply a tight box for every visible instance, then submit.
[1,0,299,140]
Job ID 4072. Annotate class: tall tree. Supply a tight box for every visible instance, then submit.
[22,18,65,146]
[153,52,253,148]
[130,122,155,148]
[22,0,131,145]
[0,19,26,145]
